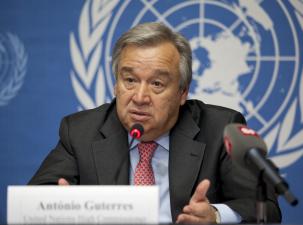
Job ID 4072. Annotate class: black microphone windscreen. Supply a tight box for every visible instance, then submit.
[130,123,144,139]
[223,123,267,168]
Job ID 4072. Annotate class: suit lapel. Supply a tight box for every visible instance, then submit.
[169,108,206,221]
[92,107,130,185]
[91,101,206,221]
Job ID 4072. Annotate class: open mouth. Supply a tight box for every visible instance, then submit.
[129,110,151,122]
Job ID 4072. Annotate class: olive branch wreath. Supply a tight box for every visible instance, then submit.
[70,0,119,110]
[264,0,303,169]
[0,33,28,106]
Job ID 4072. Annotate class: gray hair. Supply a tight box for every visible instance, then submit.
[112,22,192,91]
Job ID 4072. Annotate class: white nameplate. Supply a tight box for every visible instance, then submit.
[7,185,159,224]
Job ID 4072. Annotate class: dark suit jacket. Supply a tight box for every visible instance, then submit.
[29,99,281,223]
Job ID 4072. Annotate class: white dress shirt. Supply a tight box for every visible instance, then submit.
[128,133,241,223]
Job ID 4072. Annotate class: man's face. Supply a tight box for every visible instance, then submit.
[114,42,188,141]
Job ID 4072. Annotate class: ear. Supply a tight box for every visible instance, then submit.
[180,88,189,106]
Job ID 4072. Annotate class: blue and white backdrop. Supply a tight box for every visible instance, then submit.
[0,0,302,223]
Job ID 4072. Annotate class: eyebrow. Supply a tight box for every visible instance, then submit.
[120,67,133,74]
[120,66,171,77]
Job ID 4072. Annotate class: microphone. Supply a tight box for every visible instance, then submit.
[129,123,144,148]
[223,123,298,206]
[114,124,144,184]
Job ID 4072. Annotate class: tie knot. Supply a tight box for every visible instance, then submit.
[138,141,158,162]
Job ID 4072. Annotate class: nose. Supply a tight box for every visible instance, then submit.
[132,83,150,105]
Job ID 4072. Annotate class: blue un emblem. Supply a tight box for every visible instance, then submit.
[70,0,303,171]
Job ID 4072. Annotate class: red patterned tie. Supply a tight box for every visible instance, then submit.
[134,141,158,185]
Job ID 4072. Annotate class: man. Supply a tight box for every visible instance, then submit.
[29,22,281,223]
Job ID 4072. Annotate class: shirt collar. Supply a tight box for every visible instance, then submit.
[128,132,170,151]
